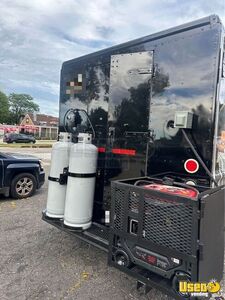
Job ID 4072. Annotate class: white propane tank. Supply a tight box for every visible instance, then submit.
[64,133,98,230]
[46,132,72,218]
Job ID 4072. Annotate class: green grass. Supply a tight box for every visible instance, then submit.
[0,142,53,148]
[34,140,56,143]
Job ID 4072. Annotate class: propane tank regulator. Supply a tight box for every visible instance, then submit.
[63,108,95,138]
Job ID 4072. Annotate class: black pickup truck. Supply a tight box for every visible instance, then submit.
[0,152,45,199]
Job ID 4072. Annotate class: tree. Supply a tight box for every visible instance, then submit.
[8,93,39,124]
[0,91,10,123]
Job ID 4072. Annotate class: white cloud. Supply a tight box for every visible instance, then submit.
[0,0,224,116]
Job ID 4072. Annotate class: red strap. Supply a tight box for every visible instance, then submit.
[98,147,106,153]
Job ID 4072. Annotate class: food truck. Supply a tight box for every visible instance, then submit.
[43,15,225,299]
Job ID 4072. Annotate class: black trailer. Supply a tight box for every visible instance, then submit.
[43,15,225,299]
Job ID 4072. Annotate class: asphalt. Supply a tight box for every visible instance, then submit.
[0,147,225,300]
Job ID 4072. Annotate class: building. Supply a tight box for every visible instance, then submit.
[20,113,59,139]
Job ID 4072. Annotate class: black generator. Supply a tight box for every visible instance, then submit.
[43,15,225,299]
[109,176,225,298]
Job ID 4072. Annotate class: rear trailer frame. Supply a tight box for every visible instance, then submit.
[42,211,109,252]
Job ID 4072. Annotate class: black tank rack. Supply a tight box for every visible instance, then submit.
[42,211,109,252]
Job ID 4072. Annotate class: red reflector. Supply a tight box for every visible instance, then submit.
[98,147,106,153]
[112,148,136,156]
[184,159,199,174]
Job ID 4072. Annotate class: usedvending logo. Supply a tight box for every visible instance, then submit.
[179,279,221,297]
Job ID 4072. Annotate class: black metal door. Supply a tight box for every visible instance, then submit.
[103,51,154,210]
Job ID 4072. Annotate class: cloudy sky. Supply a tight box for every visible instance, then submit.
[0,0,224,116]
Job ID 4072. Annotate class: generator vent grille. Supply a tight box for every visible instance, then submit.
[113,187,126,230]
[143,196,193,254]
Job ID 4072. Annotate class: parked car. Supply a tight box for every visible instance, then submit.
[3,133,36,144]
[0,152,45,199]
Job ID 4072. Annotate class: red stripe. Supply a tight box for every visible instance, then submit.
[98,147,136,155]
[98,147,106,153]
[112,148,136,156]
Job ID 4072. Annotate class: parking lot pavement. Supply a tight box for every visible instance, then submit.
[0,147,225,300]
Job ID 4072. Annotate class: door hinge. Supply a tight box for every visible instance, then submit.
[198,242,204,260]
[222,51,225,78]
[200,199,205,218]
[196,210,201,219]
